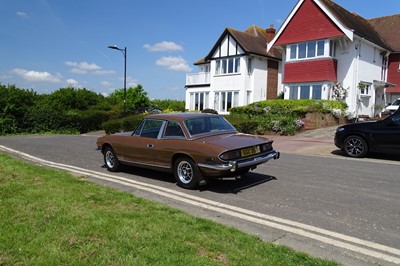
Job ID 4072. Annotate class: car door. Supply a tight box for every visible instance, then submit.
[153,120,188,169]
[370,112,400,153]
[123,119,164,166]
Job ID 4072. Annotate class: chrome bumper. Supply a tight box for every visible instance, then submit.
[198,150,280,172]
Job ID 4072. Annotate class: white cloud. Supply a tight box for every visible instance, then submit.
[66,78,81,87]
[93,69,115,75]
[16,11,28,18]
[126,76,138,87]
[11,68,62,83]
[143,41,183,52]
[65,61,113,75]
[156,56,192,72]
[101,81,112,87]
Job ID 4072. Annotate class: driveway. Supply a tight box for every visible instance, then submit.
[265,126,338,155]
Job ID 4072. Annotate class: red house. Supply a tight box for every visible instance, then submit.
[268,0,400,118]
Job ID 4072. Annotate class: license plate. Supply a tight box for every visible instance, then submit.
[240,146,260,157]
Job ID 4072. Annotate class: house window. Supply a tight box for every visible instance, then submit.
[190,92,209,111]
[214,91,239,113]
[215,57,241,75]
[247,58,252,74]
[329,40,336,57]
[300,85,310,99]
[312,85,322,99]
[247,91,252,105]
[289,84,323,100]
[359,82,371,96]
[289,86,299,99]
[288,40,326,61]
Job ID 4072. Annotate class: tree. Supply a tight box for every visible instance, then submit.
[151,99,185,111]
[0,84,37,133]
[42,87,108,111]
[107,84,150,113]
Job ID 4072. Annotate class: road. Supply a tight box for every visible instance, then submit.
[1,134,399,266]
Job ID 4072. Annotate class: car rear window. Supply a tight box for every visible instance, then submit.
[185,116,235,135]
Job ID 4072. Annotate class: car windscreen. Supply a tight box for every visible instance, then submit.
[392,99,400,106]
[184,116,236,135]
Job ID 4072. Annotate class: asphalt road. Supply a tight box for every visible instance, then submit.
[1,133,399,266]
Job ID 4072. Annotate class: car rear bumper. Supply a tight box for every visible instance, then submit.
[197,150,280,172]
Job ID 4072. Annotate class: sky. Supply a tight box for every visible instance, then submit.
[1,0,399,100]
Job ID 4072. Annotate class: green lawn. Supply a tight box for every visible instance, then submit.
[0,153,339,265]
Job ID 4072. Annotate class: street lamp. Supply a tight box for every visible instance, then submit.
[108,45,127,113]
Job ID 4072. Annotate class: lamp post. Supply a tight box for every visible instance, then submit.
[108,45,127,113]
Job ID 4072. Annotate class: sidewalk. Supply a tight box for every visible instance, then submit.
[265,126,339,156]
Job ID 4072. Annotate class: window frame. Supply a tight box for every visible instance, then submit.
[288,40,327,61]
[215,56,241,75]
[288,84,324,100]
[214,90,240,113]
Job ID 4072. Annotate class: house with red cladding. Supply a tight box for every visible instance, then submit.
[267,0,400,118]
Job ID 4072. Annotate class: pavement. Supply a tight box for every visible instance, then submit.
[265,126,339,156]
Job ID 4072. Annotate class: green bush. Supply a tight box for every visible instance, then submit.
[102,114,145,134]
[102,120,123,135]
[230,99,347,116]
[78,110,110,133]
[227,100,347,135]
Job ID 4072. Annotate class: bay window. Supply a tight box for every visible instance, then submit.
[190,92,209,111]
[214,91,239,113]
[288,40,326,61]
[288,84,323,100]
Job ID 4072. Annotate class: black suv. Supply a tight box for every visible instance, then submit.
[335,108,400,158]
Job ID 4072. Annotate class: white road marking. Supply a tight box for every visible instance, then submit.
[1,145,400,264]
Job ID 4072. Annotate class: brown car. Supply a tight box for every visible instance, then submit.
[96,113,280,189]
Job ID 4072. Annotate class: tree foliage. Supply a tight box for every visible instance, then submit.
[108,85,151,113]
[0,84,37,134]
[151,99,185,112]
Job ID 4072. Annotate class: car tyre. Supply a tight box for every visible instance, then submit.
[343,135,368,158]
[174,157,201,189]
[104,146,121,172]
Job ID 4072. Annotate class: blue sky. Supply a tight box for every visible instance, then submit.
[1,0,399,100]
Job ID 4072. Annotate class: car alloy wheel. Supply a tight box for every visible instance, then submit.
[344,135,368,158]
[177,161,193,184]
[104,146,120,172]
[174,157,200,189]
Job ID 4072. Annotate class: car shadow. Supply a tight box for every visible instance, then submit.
[331,149,400,161]
[201,172,277,194]
[102,164,176,185]
[101,164,277,193]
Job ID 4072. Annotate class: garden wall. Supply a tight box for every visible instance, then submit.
[303,112,347,130]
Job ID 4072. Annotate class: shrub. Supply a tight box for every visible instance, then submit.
[102,120,123,134]
[78,110,110,133]
[102,114,146,134]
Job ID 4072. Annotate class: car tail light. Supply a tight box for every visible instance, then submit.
[219,150,241,160]
[260,142,272,152]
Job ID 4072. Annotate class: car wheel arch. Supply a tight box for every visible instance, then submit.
[171,153,196,167]
[343,134,369,158]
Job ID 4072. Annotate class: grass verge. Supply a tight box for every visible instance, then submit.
[0,153,338,265]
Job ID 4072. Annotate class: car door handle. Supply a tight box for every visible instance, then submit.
[147,144,154,148]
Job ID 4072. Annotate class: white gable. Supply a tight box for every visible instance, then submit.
[211,34,245,58]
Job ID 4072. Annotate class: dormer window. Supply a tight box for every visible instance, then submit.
[288,40,326,61]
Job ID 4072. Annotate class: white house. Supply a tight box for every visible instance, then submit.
[185,25,282,114]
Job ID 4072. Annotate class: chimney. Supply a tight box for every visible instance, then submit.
[266,24,276,43]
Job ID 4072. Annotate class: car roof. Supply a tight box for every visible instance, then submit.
[146,112,220,122]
